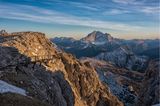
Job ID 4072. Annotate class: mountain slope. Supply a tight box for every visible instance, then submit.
[0,31,123,106]
[96,46,148,72]
[80,57,144,106]
[51,37,105,58]
[138,47,160,59]
[136,60,160,106]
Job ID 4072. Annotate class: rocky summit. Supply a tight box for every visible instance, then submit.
[0,31,123,106]
[81,31,114,44]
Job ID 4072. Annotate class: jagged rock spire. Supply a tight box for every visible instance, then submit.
[0,30,8,36]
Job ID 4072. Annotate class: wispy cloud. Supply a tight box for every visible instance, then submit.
[66,1,99,11]
[140,6,160,14]
[0,3,146,31]
[103,9,130,15]
[112,0,136,4]
[42,0,99,11]
[112,0,160,14]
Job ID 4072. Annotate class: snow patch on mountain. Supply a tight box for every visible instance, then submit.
[91,41,106,45]
[0,80,26,96]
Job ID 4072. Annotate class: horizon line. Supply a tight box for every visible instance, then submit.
[1,29,160,40]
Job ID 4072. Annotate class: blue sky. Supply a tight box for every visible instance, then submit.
[0,0,159,39]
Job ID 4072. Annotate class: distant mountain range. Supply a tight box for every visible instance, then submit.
[51,31,159,58]
[51,31,121,58]
[51,31,159,71]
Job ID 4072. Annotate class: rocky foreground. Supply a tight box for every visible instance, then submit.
[0,31,123,106]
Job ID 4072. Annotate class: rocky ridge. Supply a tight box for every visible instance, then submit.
[0,31,123,106]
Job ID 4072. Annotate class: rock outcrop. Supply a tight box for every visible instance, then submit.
[0,31,123,106]
[0,30,8,36]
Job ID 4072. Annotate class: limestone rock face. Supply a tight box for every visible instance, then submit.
[137,60,160,106]
[0,31,123,106]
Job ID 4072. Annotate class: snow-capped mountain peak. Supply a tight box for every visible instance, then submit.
[81,31,114,44]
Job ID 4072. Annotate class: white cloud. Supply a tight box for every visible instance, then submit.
[112,0,160,14]
[43,0,99,11]
[0,3,146,31]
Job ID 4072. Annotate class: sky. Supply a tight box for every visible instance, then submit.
[0,0,159,39]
